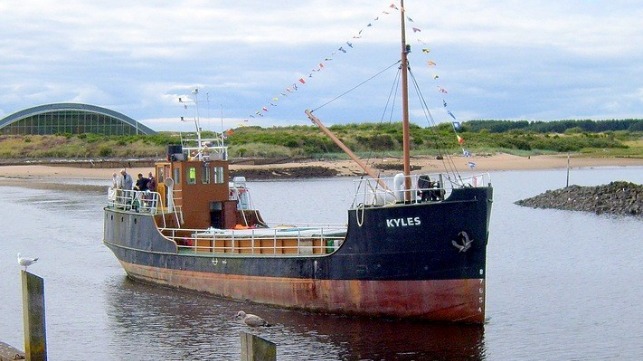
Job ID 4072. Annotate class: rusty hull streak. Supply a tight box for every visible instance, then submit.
[121,260,485,323]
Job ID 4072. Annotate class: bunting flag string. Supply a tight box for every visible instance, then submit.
[405,4,475,167]
[245,3,404,122]
[244,1,475,169]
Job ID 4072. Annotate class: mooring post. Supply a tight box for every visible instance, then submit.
[566,152,571,187]
[21,270,47,361]
[240,332,276,361]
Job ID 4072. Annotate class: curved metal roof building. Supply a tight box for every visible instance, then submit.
[0,103,156,135]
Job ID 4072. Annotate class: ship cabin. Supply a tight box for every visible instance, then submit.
[153,144,267,230]
[143,144,343,256]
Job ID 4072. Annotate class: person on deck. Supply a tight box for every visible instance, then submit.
[132,173,149,211]
[143,171,158,210]
[116,169,134,208]
[108,172,118,204]
[147,172,157,192]
[118,169,133,190]
[135,173,149,191]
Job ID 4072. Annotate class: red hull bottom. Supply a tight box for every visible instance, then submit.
[121,261,485,323]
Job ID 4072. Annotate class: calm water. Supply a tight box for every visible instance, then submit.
[1,167,642,360]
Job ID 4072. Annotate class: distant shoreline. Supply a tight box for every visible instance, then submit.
[0,153,641,184]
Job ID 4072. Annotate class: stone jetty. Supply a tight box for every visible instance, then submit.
[515,181,642,217]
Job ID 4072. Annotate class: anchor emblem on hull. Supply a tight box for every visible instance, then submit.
[451,231,473,252]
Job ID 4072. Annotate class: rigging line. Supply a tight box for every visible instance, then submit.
[415,91,461,182]
[311,60,402,112]
[408,66,463,181]
[361,66,402,172]
[381,67,402,124]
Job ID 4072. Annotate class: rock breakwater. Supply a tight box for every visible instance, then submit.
[230,166,339,180]
[515,181,642,217]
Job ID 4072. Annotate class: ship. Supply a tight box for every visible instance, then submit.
[103,0,493,323]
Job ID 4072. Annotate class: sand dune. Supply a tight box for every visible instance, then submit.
[0,153,641,183]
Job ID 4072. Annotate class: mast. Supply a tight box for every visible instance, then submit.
[193,88,203,160]
[304,1,412,197]
[400,0,412,199]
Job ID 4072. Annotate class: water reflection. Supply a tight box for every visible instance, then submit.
[5,167,640,360]
[106,277,485,360]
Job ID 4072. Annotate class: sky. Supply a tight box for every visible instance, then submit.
[1,0,642,132]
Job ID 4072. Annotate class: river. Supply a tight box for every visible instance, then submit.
[1,166,642,360]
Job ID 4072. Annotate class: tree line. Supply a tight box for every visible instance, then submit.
[463,119,642,133]
[0,119,640,160]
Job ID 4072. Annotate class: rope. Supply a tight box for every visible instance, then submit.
[407,65,466,186]
[355,203,365,227]
[312,60,402,112]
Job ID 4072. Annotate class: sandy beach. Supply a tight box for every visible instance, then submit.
[0,153,641,183]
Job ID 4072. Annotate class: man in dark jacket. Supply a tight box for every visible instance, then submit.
[135,173,149,191]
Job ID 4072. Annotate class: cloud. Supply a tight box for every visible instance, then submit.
[1,1,642,128]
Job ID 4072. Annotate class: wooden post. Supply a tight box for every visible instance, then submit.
[566,152,570,187]
[240,332,276,361]
[21,271,47,361]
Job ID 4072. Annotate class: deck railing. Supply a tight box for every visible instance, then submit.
[160,226,346,256]
[352,172,491,207]
[107,188,162,214]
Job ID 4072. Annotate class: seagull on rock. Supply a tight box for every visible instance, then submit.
[17,253,39,271]
[235,310,270,327]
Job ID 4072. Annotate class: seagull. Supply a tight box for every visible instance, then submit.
[235,310,270,327]
[17,253,39,270]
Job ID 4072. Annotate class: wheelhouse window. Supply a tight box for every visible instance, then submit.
[187,167,197,185]
[173,167,181,184]
[202,163,211,184]
[213,166,225,184]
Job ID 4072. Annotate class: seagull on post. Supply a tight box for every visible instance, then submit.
[17,253,39,271]
[235,310,270,327]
